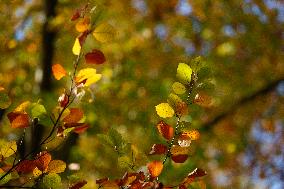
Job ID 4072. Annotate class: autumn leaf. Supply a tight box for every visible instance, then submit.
[155,103,174,118]
[71,10,80,21]
[85,49,106,65]
[93,23,116,43]
[176,63,192,85]
[75,17,90,33]
[52,64,67,80]
[69,180,87,189]
[149,144,167,155]
[156,120,174,140]
[7,112,30,128]
[16,160,36,174]
[35,151,52,171]
[172,82,186,95]
[47,160,66,174]
[170,145,189,155]
[172,154,188,163]
[0,140,17,158]
[63,108,84,123]
[147,161,163,178]
[186,168,207,180]
[74,124,89,134]
[14,101,30,112]
[72,38,81,55]
[181,130,200,141]
[0,89,11,109]
[76,68,102,87]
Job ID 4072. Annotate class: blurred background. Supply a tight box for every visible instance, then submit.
[0,0,283,188]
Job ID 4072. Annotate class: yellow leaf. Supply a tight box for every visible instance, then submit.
[15,101,31,112]
[93,23,116,43]
[155,103,175,118]
[72,38,81,55]
[0,141,17,158]
[76,68,102,87]
[172,82,186,95]
[47,160,66,174]
[75,17,90,33]
[176,63,192,85]
[33,167,44,177]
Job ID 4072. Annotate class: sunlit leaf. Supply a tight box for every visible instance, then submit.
[170,145,189,155]
[48,160,66,174]
[93,23,116,43]
[147,161,163,178]
[187,168,207,180]
[0,140,17,158]
[156,120,174,140]
[118,156,132,169]
[85,49,106,65]
[14,101,31,112]
[181,130,200,140]
[63,108,84,124]
[172,82,186,95]
[52,64,67,80]
[72,38,81,55]
[16,160,36,173]
[76,68,102,87]
[176,63,192,85]
[0,89,11,109]
[75,17,90,33]
[7,112,30,128]
[193,93,212,107]
[149,144,167,155]
[155,103,174,118]
[0,172,12,185]
[74,124,89,134]
[33,167,43,177]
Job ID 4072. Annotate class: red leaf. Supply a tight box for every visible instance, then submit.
[156,121,174,140]
[35,151,52,171]
[149,144,167,155]
[71,10,80,21]
[171,154,188,163]
[69,180,87,189]
[74,124,89,134]
[147,161,163,178]
[58,93,69,107]
[187,168,207,179]
[78,31,90,46]
[16,160,36,173]
[63,108,84,123]
[7,112,30,128]
[85,49,106,65]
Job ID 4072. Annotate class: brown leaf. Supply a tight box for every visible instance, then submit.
[171,154,188,163]
[85,49,106,65]
[63,108,84,123]
[176,102,188,116]
[147,161,163,178]
[71,10,80,21]
[16,160,36,173]
[7,112,30,128]
[69,180,87,189]
[156,121,174,140]
[35,151,52,171]
[58,93,69,107]
[187,168,207,179]
[149,144,167,155]
[78,30,90,46]
[74,124,89,134]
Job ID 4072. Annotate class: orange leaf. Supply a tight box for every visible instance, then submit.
[52,64,67,80]
[16,160,36,173]
[7,112,30,128]
[63,108,84,123]
[149,144,167,155]
[75,17,90,33]
[35,151,52,171]
[147,161,163,178]
[156,121,174,140]
[180,130,200,141]
[71,10,80,21]
[85,49,106,65]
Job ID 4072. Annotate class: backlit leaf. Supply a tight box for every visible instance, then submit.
[63,108,84,123]
[118,156,132,169]
[7,112,30,128]
[194,93,212,107]
[76,68,102,87]
[156,120,174,140]
[75,17,90,33]
[149,144,167,155]
[35,151,52,171]
[155,103,174,118]
[72,38,81,55]
[33,167,43,177]
[85,49,106,65]
[31,103,47,118]
[170,145,189,155]
[93,23,116,43]
[0,140,17,158]
[41,173,62,189]
[147,161,163,178]
[176,63,192,85]
[172,82,186,95]
[14,101,31,112]
[187,168,207,179]
[74,124,89,134]
[0,89,11,109]
[48,160,66,174]
[16,160,36,173]
[181,130,200,141]
[52,64,67,80]
[0,172,12,185]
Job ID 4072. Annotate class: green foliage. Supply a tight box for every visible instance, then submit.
[0,90,11,109]
[40,173,62,189]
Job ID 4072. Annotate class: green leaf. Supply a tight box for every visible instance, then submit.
[0,140,17,158]
[97,134,114,147]
[172,82,186,95]
[31,103,47,118]
[118,156,132,169]
[176,63,192,85]
[197,67,211,82]
[0,90,11,109]
[0,172,12,185]
[155,103,175,118]
[40,173,61,189]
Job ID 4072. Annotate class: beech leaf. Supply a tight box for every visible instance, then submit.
[85,49,106,65]
[72,38,81,55]
[147,161,163,178]
[93,23,116,43]
[176,63,192,85]
[155,103,174,118]
[156,120,174,140]
[52,64,67,80]
[76,68,102,87]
